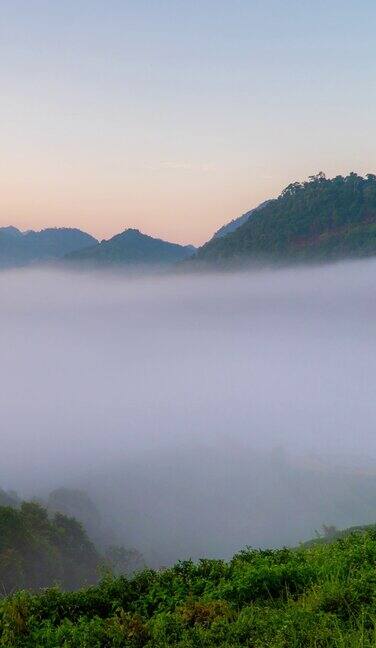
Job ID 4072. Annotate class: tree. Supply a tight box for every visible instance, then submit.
[0,502,101,594]
[104,545,145,576]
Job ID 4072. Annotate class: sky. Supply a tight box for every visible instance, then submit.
[1,0,376,245]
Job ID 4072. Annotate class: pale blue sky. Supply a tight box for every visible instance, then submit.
[1,0,375,243]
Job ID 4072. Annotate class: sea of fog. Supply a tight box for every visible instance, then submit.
[0,261,376,564]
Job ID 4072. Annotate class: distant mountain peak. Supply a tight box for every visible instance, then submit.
[213,200,271,239]
[113,228,144,239]
[0,226,98,269]
[125,228,142,234]
[0,226,22,237]
[65,228,196,268]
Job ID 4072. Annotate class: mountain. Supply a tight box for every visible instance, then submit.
[0,500,100,593]
[0,489,145,593]
[196,172,376,266]
[212,200,271,239]
[0,226,98,268]
[65,228,196,268]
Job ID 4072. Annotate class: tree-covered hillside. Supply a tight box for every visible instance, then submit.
[2,529,376,647]
[0,502,100,594]
[0,490,145,596]
[65,229,195,267]
[211,201,271,239]
[197,173,376,266]
[0,228,98,269]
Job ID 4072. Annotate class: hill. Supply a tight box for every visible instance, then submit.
[2,529,376,646]
[212,200,271,239]
[65,228,196,268]
[0,501,100,594]
[301,522,376,548]
[0,491,145,596]
[0,488,19,509]
[0,227,98,269]
[196,172,376,266]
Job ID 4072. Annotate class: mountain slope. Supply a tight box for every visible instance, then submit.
[197,172,376,266]
[0,227,98,268]
[3,529,376,646]
[0,501,100,593]
[65,228,196,267]
[212,200,271,239]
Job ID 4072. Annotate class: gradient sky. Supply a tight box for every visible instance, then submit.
[1,0,376,245]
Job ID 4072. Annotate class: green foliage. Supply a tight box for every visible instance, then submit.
[302,522,376,548]
[0,503,100,595]
[47,488,102,542]
[0,490,19,509]
[198,172,376,265]
[3,530,376,646]
[104,546,145,576]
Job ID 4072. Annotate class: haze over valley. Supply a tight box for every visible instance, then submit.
[1,260,376,565]
[2,2,376,643]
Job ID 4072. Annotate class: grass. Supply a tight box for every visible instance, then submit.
[2,530,376,646]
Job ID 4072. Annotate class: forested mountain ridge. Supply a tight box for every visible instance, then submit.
[0,490,144,595]
[64,228,196,267]
[3,172,376,272]
[212,200,271,239]
[0,227,98,268]
[0,501,100,593]
[197,172,376,266]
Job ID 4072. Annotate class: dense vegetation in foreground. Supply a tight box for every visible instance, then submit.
[197,172,376,266]
[2,530,376,646]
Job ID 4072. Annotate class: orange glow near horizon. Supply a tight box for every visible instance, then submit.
[1,2,376,245]
[0,161,283,245]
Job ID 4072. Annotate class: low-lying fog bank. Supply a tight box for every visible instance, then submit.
[0,261,375,564]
